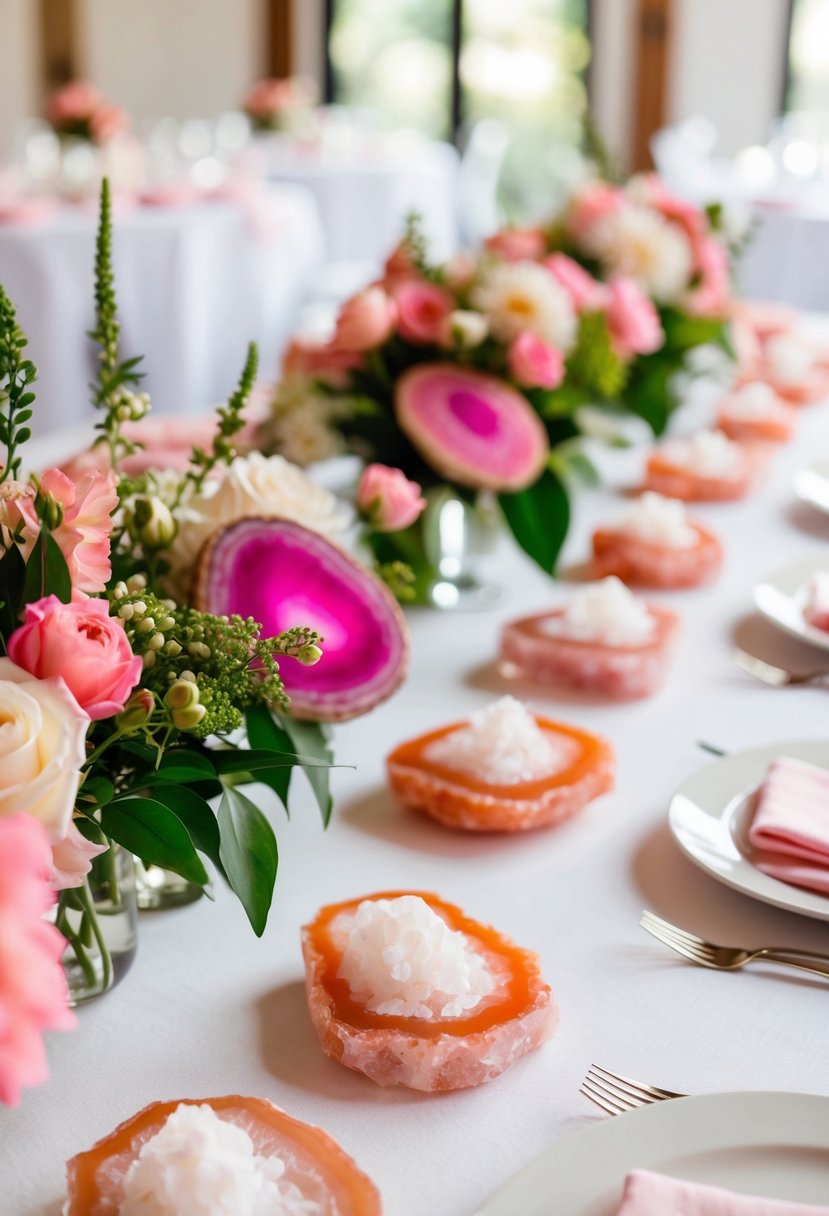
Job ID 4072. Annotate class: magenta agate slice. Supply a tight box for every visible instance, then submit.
[196,517,409,721]
[394,363,548,492]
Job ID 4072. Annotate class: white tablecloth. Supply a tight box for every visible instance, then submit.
[264,140,459,264]
[4,381,829,1216]
[0,187,325,436]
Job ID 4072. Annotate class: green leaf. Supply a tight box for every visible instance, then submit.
[21,529,72,606]
[498,468,571,575]
[217,787,278,936]
[153,752,217,783]
[149,784,224,873]
[245,705,292,810]
[78,775,115,809]
[281,716,334,827]
[211,748,334,775]
[102,797,209,886]
[0,542,26,644]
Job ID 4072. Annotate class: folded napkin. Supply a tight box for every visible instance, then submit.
[748,757,829,896]
[617,1170,829,1214]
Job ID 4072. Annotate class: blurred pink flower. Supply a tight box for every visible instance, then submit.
[606,277,664,358]
[568,183,623,242]
[332,287,397,352]
[381,241,419,290]
[50,820,108,892]
[0,813,75,1107]
[686,236,731,316]
[44,80,101,125]
[543,253,608,312]
[394,279,454,345]
[8,596,142,721]
[637,173,705,243]
[283,337,364,387]
[356,463,426,532]
[508,331,565,389]
[88,103,128,144]
[485,228,547,263]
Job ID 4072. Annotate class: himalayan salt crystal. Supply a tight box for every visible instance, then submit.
[424,695,573,784]
[541,578,655,647]
[120,1104,320,1216]
[337,894,496,1019]
[662,429,744,479]
[803,573,829,633]
[619,492,697,548]
[725,382,784,419]
[766,333,815,385]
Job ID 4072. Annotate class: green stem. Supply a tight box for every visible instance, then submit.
[56,891,99,989]
[73,879,113,993]
[105,843,121,908]
[82,728,126,772]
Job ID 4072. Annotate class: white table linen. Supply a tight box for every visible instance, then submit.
[263,138,459,264]
[3,378,829,1216]
[0,187,325,436]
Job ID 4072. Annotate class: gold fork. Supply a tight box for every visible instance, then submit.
[733,649,829,688]
[580,1064,685,1115]
[641,911,829,980]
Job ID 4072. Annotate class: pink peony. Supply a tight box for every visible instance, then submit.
[282,337,364,388]
[0,813,75,1107]
[543,253,608,312]
[606,277,664,358]
[508,331,565,390]
[568,183,623,242]
[332,287,397,352]
[356,463,426,532]
[50,819,108,892]
[484,228,547,263]
[8,596,142,721]
[394,279,455,345]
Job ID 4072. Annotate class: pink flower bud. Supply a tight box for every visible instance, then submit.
[507,332,565,390]
[356,464,427,532]
[605,277,663,358]
[331,287,397,353]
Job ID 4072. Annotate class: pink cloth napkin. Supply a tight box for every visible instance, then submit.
[617,1170,829,1214]
[748,757,829,895]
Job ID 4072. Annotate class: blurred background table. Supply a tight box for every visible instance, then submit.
[0,184,325,435]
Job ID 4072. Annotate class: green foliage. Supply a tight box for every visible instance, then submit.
[498,467,571,575]
[101,796,209,886]
[0,285,36,483]
[181,341,259,499]
[218,786,278,937]
[566,311,628,400]
[21,528,72,608]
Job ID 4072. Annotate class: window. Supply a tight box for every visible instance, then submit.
[786,0,829,115]
[325,0,591,220]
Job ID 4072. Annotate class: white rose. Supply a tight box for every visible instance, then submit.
[167,452,347,587]
[0,658,88,838]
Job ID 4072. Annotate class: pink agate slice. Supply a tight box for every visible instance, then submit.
[394,363,548,492]
[195,517,408,721]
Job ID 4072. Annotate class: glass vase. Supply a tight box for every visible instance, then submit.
[135,861,204,910]
[420,488,502,611]
[54,843,138,1007]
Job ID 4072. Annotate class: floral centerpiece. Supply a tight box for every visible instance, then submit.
[261,194,733,592]
[45,81,128,146]
[242,77,318,135]
[0,178,353,1067]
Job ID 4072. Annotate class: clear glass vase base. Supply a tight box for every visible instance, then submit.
[427,577,504,612]
[136,864,204,910]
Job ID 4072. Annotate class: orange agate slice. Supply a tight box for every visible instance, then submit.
[387,710,614,832]
[65,1095,381,1215]
[302,890,557,1092]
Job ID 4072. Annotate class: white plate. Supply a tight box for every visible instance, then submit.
[795,462,829,515]
[475,1091,829,1215]
[668,738,829,922]
[754,556,829,653]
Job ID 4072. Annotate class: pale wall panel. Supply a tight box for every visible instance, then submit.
[0,0,40,151]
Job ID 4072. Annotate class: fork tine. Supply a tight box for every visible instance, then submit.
[587,1064,674,1102]
[640,912,718,959]
[584,1071,661,1111]
[640,910,704,946]
[579,1077,633,1115]
[640,918,717,966]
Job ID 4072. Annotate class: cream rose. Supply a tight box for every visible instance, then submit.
[167,452,347,588]
[0,658,88,839]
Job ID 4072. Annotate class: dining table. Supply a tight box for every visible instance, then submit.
[0,184,325,437]
[3,367,829,1216]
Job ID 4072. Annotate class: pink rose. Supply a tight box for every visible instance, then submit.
[50,819,108,892]
[508,331,565,389]
[394,279,454,345]
[332,287,397,352]
[485,228,547,263]
[543,253,608,312]
[282,337,364,388]
[568,183,623,241]
[45,80,101,124]
[8,596,142,720]
[0,814,75,1106]
[606,277,664,358]
[356,463,426,532]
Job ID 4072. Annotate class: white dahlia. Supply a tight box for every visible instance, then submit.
[471,262,578,351]
[586,205,693,303]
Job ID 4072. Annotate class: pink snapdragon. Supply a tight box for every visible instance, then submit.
[0,814,75,1106]
[508,331,565,389]
[331,287,397,352]
[394,279,454,345]
[606,277,663,358]
[356,463,426,532]
[8,596,142,721]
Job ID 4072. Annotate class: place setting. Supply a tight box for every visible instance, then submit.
[4,6,829,1216]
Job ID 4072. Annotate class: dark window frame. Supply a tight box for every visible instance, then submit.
[323,0,593,144]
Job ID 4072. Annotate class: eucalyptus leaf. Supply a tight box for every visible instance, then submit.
[217,787,278,937]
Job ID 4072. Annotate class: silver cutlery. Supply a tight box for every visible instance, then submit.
[580,1064,684,1115]
[733,649,829,688]
[641,910,829,980]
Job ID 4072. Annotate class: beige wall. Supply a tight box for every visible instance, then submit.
[79,0,267,125]
[0,0,40,150]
